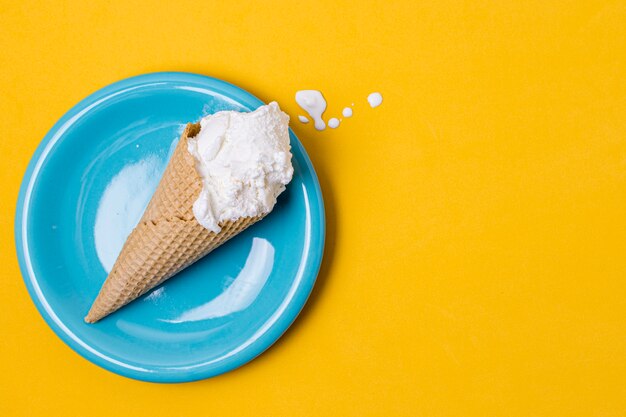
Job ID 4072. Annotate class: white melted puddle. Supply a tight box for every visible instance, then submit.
[296,90,383,129]
[367,92,383,108]
[295,90,327,131]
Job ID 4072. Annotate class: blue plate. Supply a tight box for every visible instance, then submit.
[14,72,325,382]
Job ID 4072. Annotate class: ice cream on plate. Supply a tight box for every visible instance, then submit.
[189,102,293,233]
[85,102,293,323]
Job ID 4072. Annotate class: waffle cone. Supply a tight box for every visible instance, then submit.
[85,123,263,323]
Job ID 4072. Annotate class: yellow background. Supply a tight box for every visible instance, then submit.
[1,0,626,415]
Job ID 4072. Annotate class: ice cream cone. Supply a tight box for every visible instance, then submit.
[85,123,263,323]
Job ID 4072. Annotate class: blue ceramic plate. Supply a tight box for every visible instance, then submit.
[14,72,325,383]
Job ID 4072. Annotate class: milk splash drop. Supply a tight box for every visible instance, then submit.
[295,90,327,131]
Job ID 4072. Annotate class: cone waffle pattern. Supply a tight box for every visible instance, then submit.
[85,123,262,323]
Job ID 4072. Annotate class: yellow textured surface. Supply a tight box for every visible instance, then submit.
[1,0,626,415]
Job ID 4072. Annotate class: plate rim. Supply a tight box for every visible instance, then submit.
[14,72,325,383]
